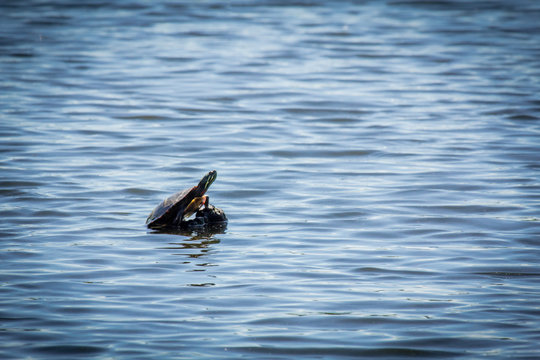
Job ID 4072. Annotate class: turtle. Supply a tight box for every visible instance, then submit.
[146,170,217,229]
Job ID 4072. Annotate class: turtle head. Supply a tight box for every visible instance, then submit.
[196,170,217,196]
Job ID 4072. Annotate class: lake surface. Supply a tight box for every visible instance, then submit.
[1,1,540,359]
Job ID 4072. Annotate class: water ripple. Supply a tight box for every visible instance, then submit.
[1,0,540,359]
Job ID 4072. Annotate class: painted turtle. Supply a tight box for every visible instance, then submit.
[146,170,217,229]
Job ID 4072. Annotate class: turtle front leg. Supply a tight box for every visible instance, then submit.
[173,210,184,226]
[203,195,210,209]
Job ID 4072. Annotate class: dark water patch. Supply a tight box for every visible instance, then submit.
[175,106,230,114]
[323,210,368,219]
[155,56,196,63]
[32,209,71,218]
[280,107,373,116]
[221,189,270,199]
[0,180,43,188]
[8,52,35,58]
[267,149,375,159]
[114,114,176,121]
[474,271,540,279]
[0,188,30,196]
[455,266,540,279]
[314,116,364,124]
[349,230,411,240]
[389,337,503,354]
[30,345,107,356]
[1,252,42,268]
[122,187,154,195]
[233,345,462,358]
[405,204,523,215]
[507,114,538,121]
[188,282,215,287]
[354,267,438,277]
[516,237,540,246]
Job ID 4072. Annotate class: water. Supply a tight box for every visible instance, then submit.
[1,1,540,358]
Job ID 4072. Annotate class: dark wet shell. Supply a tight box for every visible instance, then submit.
[146,186,197,228]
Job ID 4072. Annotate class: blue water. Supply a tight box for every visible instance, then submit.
[1,1,540,359]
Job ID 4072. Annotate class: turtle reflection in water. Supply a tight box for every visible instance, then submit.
[146,170,227,231]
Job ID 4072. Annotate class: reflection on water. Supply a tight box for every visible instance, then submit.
[158,237,221,259]
[1,0,540,359]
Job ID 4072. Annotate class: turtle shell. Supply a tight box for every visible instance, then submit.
[146,186,198,229]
